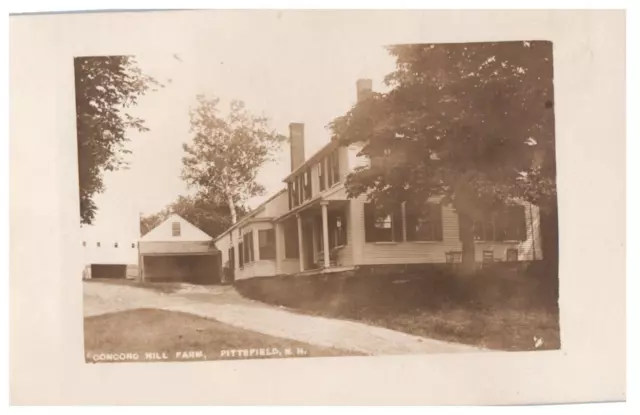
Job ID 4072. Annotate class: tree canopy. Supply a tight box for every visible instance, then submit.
[75,56,161,224]
[181,95,286,224]
[329,41,557,267]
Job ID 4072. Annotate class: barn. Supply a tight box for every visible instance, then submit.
[137,214,222,284]
[81,221,139,280]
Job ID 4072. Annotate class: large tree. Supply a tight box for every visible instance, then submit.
[329,41,557,270]
[140,194,248,238]
[181,95,286,224]
[75,56,161,224]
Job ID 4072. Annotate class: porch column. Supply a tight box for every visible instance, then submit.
[274,222,282,273]
[321,201,330,268]
[296,214,305,272]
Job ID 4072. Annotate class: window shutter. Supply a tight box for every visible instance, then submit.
[319,161,326,191]
[364,203,375,242]
[392,205,404,242]
[431,203,444,241]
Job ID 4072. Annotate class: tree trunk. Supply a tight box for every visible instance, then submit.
[453,174,478,276]
[457,209,476,275]
[227,193,237,224]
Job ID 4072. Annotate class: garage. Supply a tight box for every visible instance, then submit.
[90,264,127,279]
[137,214,222,285]
[142,254,221,284]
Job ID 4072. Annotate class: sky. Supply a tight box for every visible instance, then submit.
[85,14,397,238]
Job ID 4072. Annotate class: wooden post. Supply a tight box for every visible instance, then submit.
[296,214,305,272]
[321,201,330,268]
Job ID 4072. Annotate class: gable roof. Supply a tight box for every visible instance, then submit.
[213,189,287,242]
[139,214,213,242]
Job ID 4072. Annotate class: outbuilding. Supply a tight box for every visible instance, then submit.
[137,214,221,284]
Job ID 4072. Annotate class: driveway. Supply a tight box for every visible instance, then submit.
[84,281,484,356]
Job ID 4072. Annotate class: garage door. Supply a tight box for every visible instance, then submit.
[91,264,127,279]
[143,255,220,284]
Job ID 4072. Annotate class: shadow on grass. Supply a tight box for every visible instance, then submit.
[235,262,561,351]
[84,308,362,362]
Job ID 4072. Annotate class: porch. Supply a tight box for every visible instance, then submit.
[277,198,350,274]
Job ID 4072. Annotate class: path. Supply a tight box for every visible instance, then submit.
[84,281,484,355]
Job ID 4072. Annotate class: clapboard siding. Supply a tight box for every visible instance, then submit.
[353,198,541,265]
[279,259,300,275]
[236,260,277,280]
[218,221,279,281]
[356,200,462,264]
[261,190,288,218]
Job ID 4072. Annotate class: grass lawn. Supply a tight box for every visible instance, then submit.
[235,266,561,352]
[84,308,360,363]
[325,306,560,351]
[85,278,186,294]
[279,304,559,351]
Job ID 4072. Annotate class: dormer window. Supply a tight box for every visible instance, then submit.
[172,222,181,237]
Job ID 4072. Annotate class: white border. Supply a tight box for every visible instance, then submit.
[3,1,635,413]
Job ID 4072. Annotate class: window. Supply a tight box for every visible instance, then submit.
[290,178,300,208]
[288,182,294,209]
[238,242,244,268]
[364,203,403,242]
[503,206,527,241]
[96,242,101,248]
[472,205,527,242]
[82,241,86,247]
[406,203,443,241]
[258,229,276,260]
[243,231,254,263]
[131,243,136,248]
[172,222,181,237]
[284,220,299,258]
[303,168,312,200]
[473,216,495,241]
[319,160,326,191]
[331,151,340,185]
[327,151,340,187]
[114,242,119,248]
[297,175,304,205]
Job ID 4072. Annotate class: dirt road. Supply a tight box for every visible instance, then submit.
[84,281,484,355]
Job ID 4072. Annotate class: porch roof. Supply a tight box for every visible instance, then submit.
[274,196,348,222]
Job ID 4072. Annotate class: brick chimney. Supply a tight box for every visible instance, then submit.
[356,78,373,102]
[289,122,305,171]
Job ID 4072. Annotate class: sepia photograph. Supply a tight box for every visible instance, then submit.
[9,8,628,406]
[77,37,559,363]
